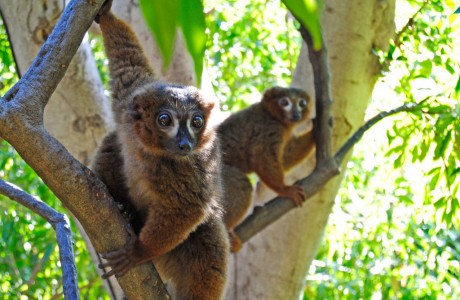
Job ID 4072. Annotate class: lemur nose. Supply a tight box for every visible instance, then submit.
[179,140,193,152]
[291,112,301,121]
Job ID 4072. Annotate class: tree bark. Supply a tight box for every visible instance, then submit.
[226,1,395,299]
[0,0,112,166]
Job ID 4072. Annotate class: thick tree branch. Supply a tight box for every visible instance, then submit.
[0,179,79,299]
[0,0,169,298]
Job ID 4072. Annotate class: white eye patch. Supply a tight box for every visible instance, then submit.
[158,110,179,139]
[186,116,196,139]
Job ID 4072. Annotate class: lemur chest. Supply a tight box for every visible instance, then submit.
[129,159,209,210]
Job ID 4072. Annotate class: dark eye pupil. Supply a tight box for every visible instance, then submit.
[158,114,172,126]
[279,98,289,107]
[300,99,307,108]
[192,116,204,128]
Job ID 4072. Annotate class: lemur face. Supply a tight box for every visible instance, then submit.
[262,87,311,126]
[126,84,215,156]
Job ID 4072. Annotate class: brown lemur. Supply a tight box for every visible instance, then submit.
[218,86,315,252]
[91,2,229,299]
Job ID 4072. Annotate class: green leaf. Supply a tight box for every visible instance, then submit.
[434,196,446,209]
[416,59,433,78]
[179,0,206,85]
[427,104,452,114]
[139,0,180,69]
[428,167,441,190]
[455,74,460,98]
[282,0,322,50]
[434,131,452,159]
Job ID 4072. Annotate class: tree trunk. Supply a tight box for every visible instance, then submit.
[0,0,112,165]
[226,1,395,299]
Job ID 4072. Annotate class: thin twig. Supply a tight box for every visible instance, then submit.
[0,179,79,300]
[334,102,420,164]
[381,0,429,70]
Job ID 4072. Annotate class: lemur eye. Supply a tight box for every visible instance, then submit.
[157,113,172,127]
[278,97,290,107]
[192,115,204,128]
[299,98,308,108]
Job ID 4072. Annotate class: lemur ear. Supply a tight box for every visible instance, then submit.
[194,91,215,114]
[262,86,286,102]
[204,98,215,112]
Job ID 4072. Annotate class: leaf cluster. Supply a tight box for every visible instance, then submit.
[378,0,460,227]
[306,145,460,299]
[205,0,302,111]
[0,19,17,94]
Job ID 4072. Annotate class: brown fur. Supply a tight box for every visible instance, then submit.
[218,87,315,251]
[92,5,228,299]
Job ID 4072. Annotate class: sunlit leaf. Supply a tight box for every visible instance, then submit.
[434,131,452,159]
[282,0,322,50]
[428,167,441,190]
[139,0,180,69]
[179,0,206,85]
[455,74,460,97]
[434,196,446,209]
[415,59,432,78]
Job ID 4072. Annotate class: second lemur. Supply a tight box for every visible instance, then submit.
[92,2,228,299]
[219,87,315,251]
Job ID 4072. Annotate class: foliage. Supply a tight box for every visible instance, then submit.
[89,34,110,90]
[282,0,322,49]
[139,0,206,84]
[205,0,302,111]
[0,141,107,299]
[138,0,321,88]
[377,0,460,227]
[0,19,17,94]
[305,1,460,298]
[305,147,460,299]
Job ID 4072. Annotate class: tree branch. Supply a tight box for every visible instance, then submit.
[299,25,334,165]
[334,102,420,164]
[3,0,100,109]
[0,179,79,299]
[0,0,170,298]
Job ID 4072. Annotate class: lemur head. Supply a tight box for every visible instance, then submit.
[261,86,311,126]
[125,83,216,156]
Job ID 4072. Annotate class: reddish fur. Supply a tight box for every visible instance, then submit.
[219,87,316,252]
[92,5,228,299]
